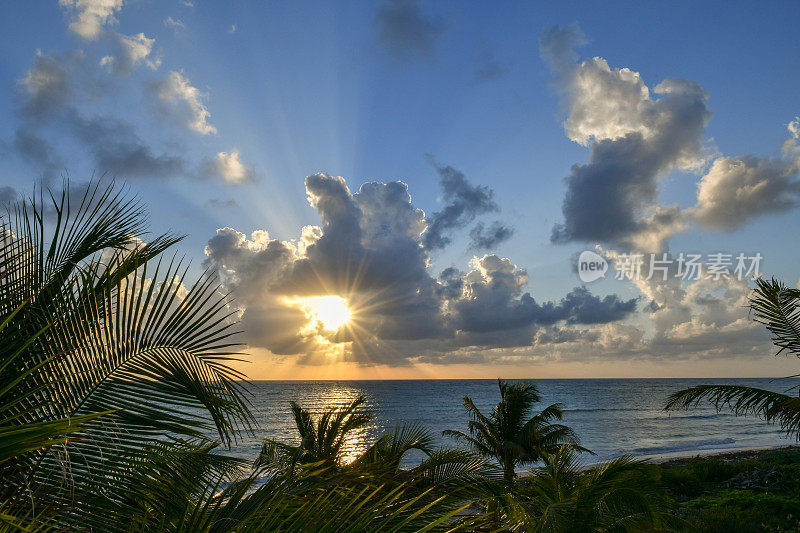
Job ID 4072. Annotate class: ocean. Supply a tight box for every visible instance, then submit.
[226,378,799,468]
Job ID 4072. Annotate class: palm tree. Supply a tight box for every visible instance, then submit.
[254,402,504,531]
[666,277,800,438]
[444,379,586,483]
[0,181,253,530]
[256,395,372,474]
[516,447,675,532]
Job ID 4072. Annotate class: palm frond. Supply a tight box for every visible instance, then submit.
[750,277,800,358]
[666,384,800,438]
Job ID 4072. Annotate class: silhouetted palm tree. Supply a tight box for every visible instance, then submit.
[256,395,372,473]
[444,379,587,482]
[666,278,800,438]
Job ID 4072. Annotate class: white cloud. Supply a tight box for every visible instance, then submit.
[789,116,800,139]
[200,149,256,183]
[59,0,123,40]
[693,154,800,230]
[163,17,186,32]
[228,24,237,34]
[149,71,216,135]
[101,32,160,75]
[562,57,655,146]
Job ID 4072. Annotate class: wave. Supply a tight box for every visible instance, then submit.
[629,437,736,457]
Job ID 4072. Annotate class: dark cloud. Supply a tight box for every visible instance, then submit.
[557,286,638,325]
[203,175,640,365]
[471,50,509,85]
[541,25,710,251]
[373,0,443,61]
[18,52,74,120]
[0,187,18,208]
[203,174,450,358]
[67,110,185,177]
[469,221,514,250]
[423,159,498,250]
[539,23,586,76]
[11,130,63,181]
[12,51,186,181]
[451,256,637,335]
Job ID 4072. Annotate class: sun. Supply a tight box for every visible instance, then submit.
[301,296,351,331]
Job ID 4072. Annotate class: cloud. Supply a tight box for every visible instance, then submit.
[422,159,498,250]
[199,149,256,183]
[148,71,217,135]
[9,0,251,187]
[373,0,443,61]
[539,23,586,76]
[471,49,509,85]
[13,51,185,180]
[0,187,18,208]
[203,173,638,365]
[600,247,769,361]
[69,111,185,177]
[788,116,800,141]
[206,198,239,209]
[450,256,637,335]
[227,24,237,34]
[59,0,123,40]
[543,25,800,248]
[557,286,639,324]
[541,25,711,251]
[692,154,800,230]
[18,51,75,120]
[469,221,514,250]
[101,32,160,76]
[164,17,186,32]
[10,130,64,181]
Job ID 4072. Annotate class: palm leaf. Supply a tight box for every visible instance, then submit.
[666,384,800,438]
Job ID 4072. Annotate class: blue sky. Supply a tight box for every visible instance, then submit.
[2,1,799,378]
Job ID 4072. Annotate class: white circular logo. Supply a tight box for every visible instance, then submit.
[578,250,608,283]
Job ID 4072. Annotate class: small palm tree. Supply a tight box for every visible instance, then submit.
[256,395,372,473]
[518,447,674,532]
[444,379,586,482]
[666,277,800,437]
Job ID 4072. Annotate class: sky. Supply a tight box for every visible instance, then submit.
[1,0,800,379]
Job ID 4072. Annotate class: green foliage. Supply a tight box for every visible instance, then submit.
[687,490,800,532]
[513,447,677,532]
[657,448,800,533]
